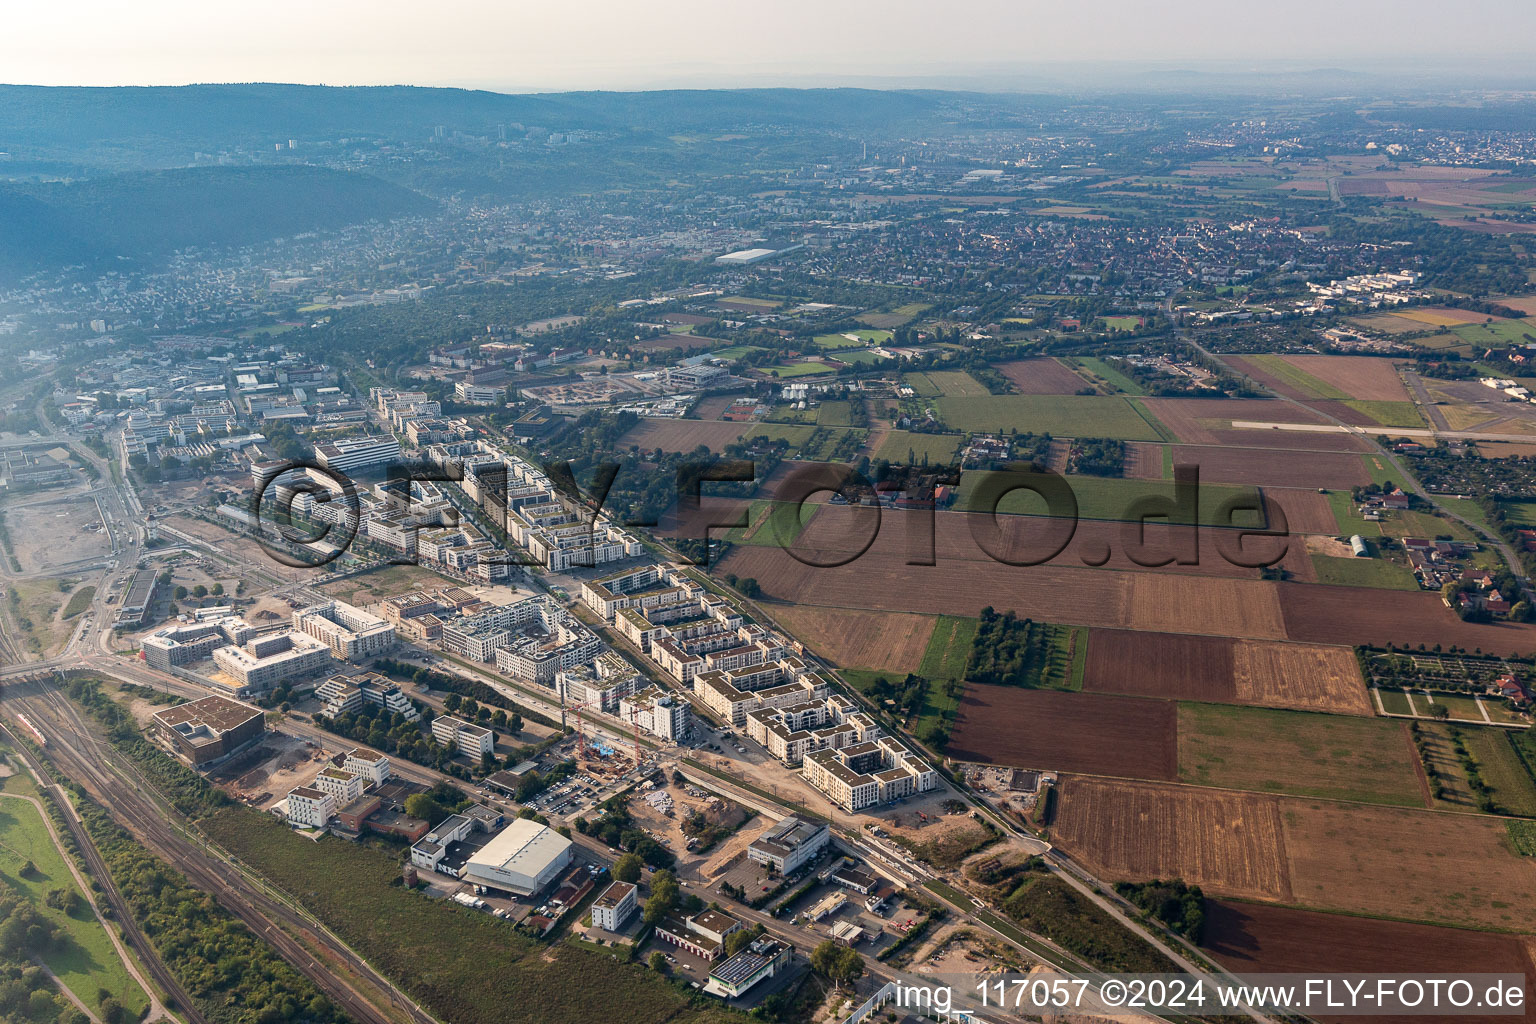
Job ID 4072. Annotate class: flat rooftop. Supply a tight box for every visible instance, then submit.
[152,694,265,735]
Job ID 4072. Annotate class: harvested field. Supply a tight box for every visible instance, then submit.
[1126,575,1286,640]
[994,358,1089,395]
[1178,704,1425,806]
[947,687,1177,781]
[1083,632,1370,715]
[1280,356,1411,402]
[1122,442,1165,480]
[1281,799,1536,932]
[716,505,1299,639]
[1232,641,1372,715]
[691,395,735,419]
[722,547,1291,639]
[768,605,935,674]
[1052,777,1292,900]
[1262,488,1341,535]
[1166,445,1369,489]
[1138,397,1330,445]
[1278,583,1536,655]
[772,503,1280,580]
[620,418,747,453]
[1202,900,1536,1024]
[1498,296,1536,316]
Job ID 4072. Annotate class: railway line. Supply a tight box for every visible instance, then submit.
[1,682,436,1024]
[0,716,209,1024]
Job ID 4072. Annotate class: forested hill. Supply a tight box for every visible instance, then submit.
[0,84,979,157]
[0,165,432,279]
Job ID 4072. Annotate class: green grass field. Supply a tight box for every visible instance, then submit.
[1100,316,1145,332]
[815,400,857,427]
[1429,693,1490,722]
[61,585,96,620]
[1178,703,1425,806]
[721,501,817,547]
[1309,553,1420,590]
[1435,495,1499,535]
[1072,357,1145,396]
[875,430,964,465]
[204,808,741,1024]
[1453,321,1536,348]
[0,783,148,1017]
[1244,355,1349,399]
[1361,453,1401,490]
[830,349,890,365]
[1344,401,1426,429]
[763,362,835,378]
[1324,489,1377,536]
[764,404,816,423]
[710,345,765,360]
[812,333,869,350]
[935,395,1165,439]
[1377,687,1413,715]
[920,616,979,680]
[1462,728,1536,817]
[1499,500,1536,526]
[923,371,991,397]
[903,373,943,398]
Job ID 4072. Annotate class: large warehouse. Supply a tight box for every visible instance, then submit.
[460,819,573,896]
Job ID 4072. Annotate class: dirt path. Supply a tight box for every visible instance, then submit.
[1401,722,1435,808]
[858,398,890,458]
[31,959,103,1024]
[1046,438,1072,474]
[0,792,169,1021]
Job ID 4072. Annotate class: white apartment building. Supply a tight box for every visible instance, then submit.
[212,631,332,692]
[620,685,693,743]
[340,748,391,786]
[141,617,253,670]
[293,600,396,660]
[432,715,495,757]
[285,786,335,828]
[312,765,365,803]
[802,737,938,812]
[590,880,638,932]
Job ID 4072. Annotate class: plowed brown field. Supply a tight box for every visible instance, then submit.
[1202,901,1536,1024]
[1279,583,1536,655]
[621,418,748,452]
[995,358,1089,394]
[1167,445,1369,489]
[946,687,1177,780]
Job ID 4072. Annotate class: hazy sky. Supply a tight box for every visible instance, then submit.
[7,0,1534,91]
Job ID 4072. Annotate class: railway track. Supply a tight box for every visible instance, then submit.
[2,683,433,1024]
[0,717,209,1024]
